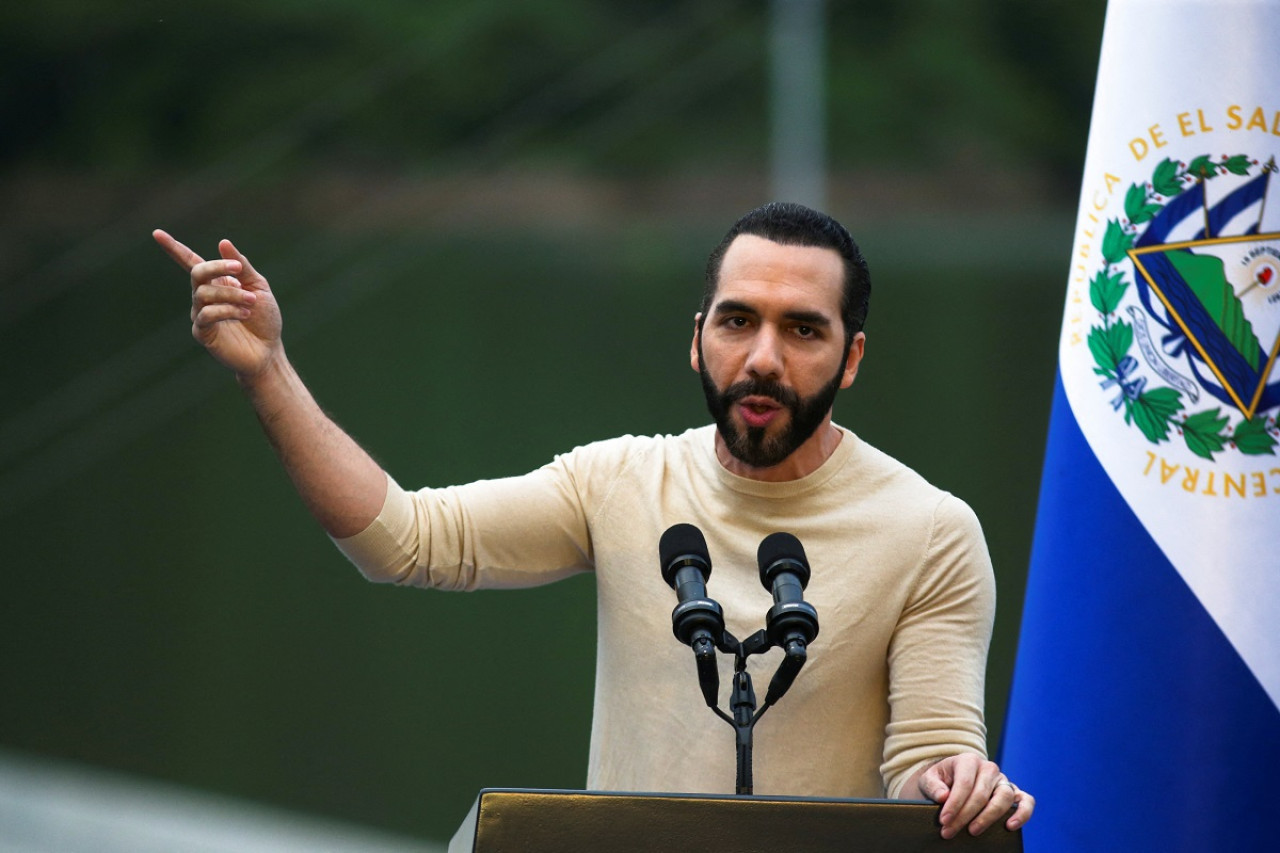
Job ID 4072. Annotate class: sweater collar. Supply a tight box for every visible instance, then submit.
[698,423,858,498]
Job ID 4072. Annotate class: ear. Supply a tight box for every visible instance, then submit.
[839,331,866,389]
[689,312,704,373]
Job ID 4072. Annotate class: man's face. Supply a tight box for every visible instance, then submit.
[691,235,864,473]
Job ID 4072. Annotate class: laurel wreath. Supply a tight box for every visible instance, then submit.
[1086,153,1279,460]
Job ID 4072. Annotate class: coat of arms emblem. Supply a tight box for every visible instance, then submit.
[1087,154,1280,459]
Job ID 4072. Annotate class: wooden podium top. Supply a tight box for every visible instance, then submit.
[449,788,1023,852]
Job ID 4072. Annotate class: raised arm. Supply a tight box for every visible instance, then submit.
[153,230,387,537]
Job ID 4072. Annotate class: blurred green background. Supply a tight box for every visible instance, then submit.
[1,0,1104,842]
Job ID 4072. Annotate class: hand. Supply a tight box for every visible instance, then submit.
[153,230,283,378]
[914,753,1034,839]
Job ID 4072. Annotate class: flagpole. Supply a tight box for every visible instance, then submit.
[769,0,826,210]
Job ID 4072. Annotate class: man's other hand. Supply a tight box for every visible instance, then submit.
[914,752,1034,839]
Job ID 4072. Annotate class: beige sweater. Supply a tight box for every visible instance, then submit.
[334,425,994,799]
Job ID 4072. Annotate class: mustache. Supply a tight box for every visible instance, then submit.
[721,378,800,409]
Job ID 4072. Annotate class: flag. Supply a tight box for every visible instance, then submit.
[1001,1,1280,849]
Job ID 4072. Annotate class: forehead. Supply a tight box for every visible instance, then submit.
[713,234,845,315]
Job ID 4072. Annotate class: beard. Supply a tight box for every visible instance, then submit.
[698,346,844,469]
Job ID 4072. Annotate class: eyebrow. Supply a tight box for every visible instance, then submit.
[711,299,834,327]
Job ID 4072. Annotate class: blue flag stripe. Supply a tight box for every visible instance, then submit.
[1001,374,1280,851]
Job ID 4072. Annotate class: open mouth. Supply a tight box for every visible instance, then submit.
[737,397,783,428]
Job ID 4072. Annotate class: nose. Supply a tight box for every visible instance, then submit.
[744,325,784,380]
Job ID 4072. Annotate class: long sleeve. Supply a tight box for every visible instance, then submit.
[331,459,595,590]
[880,493,996,797]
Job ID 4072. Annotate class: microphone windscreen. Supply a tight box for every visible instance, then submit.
[757,531,806,569]
[659,523,710,585]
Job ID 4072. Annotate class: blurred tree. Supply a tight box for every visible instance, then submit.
[1,0,1103,179]
[826,0,1105,186]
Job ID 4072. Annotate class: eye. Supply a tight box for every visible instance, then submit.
[723,315,750,329]
[794,325,818,339]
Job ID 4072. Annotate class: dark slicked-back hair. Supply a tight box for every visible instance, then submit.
[701,202,871,342]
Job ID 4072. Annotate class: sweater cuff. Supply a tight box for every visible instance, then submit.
[329,473,417,582]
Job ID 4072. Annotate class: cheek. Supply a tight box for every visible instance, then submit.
[798,351,851,392]
[696,339,737,381]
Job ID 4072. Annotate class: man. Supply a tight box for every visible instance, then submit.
[154,202,1033,839]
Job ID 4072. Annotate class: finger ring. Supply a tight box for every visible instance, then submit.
[996,780,1015,790]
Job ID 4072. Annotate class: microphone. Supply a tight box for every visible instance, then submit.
[756,532,820,705]
[659,523,724,707]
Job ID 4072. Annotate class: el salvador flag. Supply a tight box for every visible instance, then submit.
[1001,1,1280,851]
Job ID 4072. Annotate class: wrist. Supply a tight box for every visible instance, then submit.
[236,346,292,398]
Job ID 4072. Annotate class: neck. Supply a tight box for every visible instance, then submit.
[714,418,843,482]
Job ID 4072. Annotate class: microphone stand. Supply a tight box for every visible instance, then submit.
[702,627,808,795]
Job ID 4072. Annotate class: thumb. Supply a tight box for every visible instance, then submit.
[921,780,950,805]
[917,766,953,804]
[219,239,266,286]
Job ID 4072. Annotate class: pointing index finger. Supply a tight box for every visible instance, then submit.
[152,229,206,272]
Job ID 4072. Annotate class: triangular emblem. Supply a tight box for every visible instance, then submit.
[1130,233,1280,418]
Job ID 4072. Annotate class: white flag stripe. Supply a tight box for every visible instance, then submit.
[1059,0,1280,709]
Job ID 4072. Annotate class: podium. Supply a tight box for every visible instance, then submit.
[449,789,1023,852]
